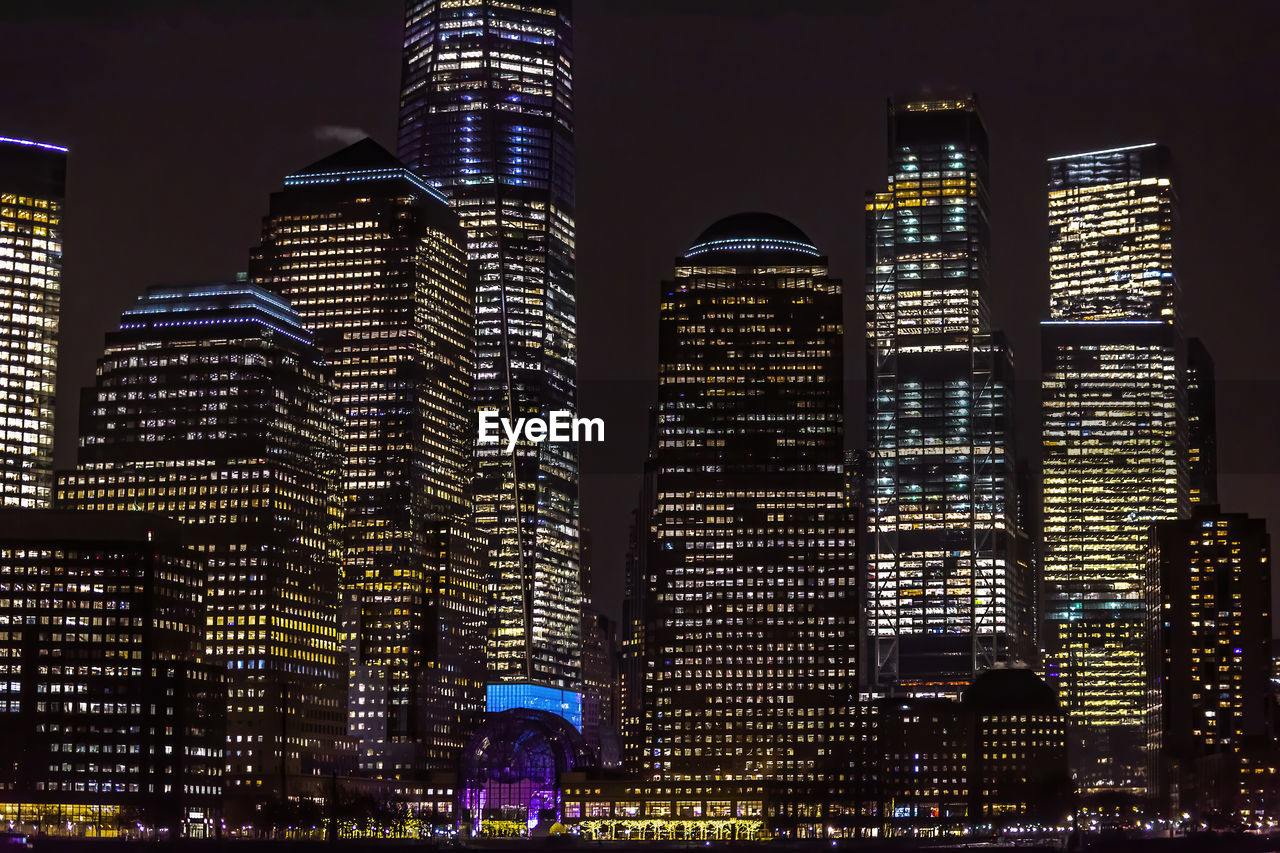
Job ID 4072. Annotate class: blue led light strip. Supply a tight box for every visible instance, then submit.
[0,136,68,153]
[283,167,448,204]
[685,237,820,258]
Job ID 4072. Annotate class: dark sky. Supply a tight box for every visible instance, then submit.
[3,0,1278,626]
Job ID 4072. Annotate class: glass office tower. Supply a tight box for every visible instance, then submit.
[55,281,345,804]
[397,0,581,699]
[642,214,856,816]
[0,136,65,508]
[1042,143,1186,795]
[865,96,1027,697]
[252,139,488,776]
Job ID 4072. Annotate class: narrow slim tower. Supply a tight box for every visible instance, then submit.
[1186,337,1218,507]
[1042,143,1186,795]
[398,0,582,702]
[0,137,65,507]
[865,96,1025,696]
[643,214,857,815]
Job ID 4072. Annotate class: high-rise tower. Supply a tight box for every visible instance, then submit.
[1186,337,1219,507]
[865,96,1027,696]
[252,139,487,775]
[0,136,65,508]
[642,214,856,800]
[1041,143,1186,794]
[55,281,345,802]
[397,0,581,699]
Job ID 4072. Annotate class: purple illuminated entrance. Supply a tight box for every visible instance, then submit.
[460,708,594,834]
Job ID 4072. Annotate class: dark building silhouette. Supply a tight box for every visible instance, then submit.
[55,281,346,807]
[581,609,620,767]
[642,213,857,826]
[397,0,582,698]
[251,139,486,776]
[0,137,66,508]
[620,408,656,772]
[865,96,1027,695]
[0,509,223,837]
[1187,337,1219,507]
[1147,508,1272,818]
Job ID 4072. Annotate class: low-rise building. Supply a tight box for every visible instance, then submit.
[0,509,223,837]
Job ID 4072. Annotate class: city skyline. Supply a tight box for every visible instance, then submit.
[4,2,1277,628]
[0,0,1279,839]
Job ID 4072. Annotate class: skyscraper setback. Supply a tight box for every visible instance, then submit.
[397,0,582,697]
[251,139,487,775]
[864,96,1028,696]
[642,214,856,801]
[0,137,65,508]
[1041,143,1185,794]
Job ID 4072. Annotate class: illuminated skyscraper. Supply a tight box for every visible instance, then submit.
[1041,142,1185,794]
[55,281,345,802]
[397,0,582,698]
[1146,509,1271,814]
[643,214,856,800]
[252,139,487,775]
[0,137,65,508]
[1186,337,1219,506]
[865,96,1027,696]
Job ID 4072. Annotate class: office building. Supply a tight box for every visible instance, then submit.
[55,281,345,806]
[251,139,487,775]
[1041,143,1185,794]
[642,213,856,810]
[865,96,1027,695]
[0,136,65,508]
[0,509,223,838]
[397,0,582,698]
[871,668,1069,835]
[1147,508,1272,817]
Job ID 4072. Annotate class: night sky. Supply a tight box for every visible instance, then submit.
[3,0,1278,626]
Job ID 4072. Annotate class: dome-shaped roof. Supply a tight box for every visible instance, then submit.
[962,666,1060,712]
[683,212,821,262]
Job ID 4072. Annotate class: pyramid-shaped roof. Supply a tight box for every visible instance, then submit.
[291,137,404,176]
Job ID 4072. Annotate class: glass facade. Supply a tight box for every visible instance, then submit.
[54,281,345,803]
[0,137,65,508]
[252,139,487,776]
[865,97,1027,696]
[642,213,856,792]
[398,0,581,693]
[485,683,582,731]
[0,510,223,838]
[1041,143,1186,794]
